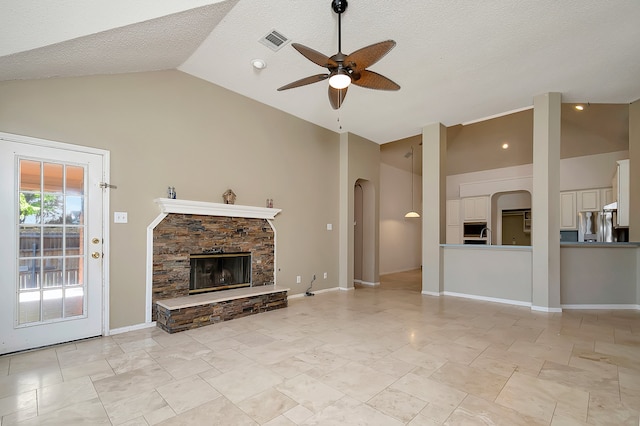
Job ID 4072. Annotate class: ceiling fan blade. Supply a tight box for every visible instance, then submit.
[344,40,396,70]
[352,70,400,91]
[292,43,338,68]
[277,74,329,91]
[328,85,348,110]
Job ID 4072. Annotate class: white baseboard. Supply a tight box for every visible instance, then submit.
[288,286,341,299]
[562,304,640,310]
[354,279,380,287]
[531,305,563,313]
[109,321,156,336]
[444,291,532,307]
[421,290,443,296]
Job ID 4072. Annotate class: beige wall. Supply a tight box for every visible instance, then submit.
[379,163,422,274]
[341,133,380,287]
[0,70,344,329]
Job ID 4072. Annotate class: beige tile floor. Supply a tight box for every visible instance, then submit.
[1,269,640,425]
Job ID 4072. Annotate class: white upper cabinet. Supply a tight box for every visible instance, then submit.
[560,191,577,230]
[600,187,614,210]
[577,189,600,212]
[462,196,488,222]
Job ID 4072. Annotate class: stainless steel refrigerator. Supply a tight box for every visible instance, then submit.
[578,211,600,242]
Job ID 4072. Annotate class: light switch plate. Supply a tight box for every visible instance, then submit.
[114,212,128,223]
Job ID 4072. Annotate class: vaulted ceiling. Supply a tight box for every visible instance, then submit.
[2,0,640,144]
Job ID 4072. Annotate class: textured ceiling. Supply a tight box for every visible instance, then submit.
[2,0,640,144]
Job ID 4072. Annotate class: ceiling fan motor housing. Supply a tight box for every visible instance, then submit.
[332,0,348,14]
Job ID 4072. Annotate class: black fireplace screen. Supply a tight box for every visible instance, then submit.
[189,252,251,293]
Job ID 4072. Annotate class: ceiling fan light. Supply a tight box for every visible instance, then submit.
[329,72,351,89]
[405,211,420,218]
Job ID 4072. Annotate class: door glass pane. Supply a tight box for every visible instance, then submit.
[42,289,63,321]
[65,165,84,195]
[19,160,41,191]
[16,158,87,326]
[18,292,41,324]
[65,196,83,224]
[19,226,41,258]
[42,258,63,288]
[43,162,63,193]
[18,258,41,290]
[20,192,41,224]
[64,287,84,317]
[42,195,63,224]
[66,227,83,256]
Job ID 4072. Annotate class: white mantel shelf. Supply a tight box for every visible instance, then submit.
[154,198,282,220]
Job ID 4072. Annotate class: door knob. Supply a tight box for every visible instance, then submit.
[91,252,101,259]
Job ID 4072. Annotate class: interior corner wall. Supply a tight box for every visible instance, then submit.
[0,70,341,329]
[379,163,422,274]
[339,132,380,288]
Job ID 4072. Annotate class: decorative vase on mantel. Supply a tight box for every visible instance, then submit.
[222,189,236,204]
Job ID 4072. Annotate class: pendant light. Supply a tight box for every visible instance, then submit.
[405,146,420,218]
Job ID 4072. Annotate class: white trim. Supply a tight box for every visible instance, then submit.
[461,105,533,126]
[443,291,532,307]
[338,287,355,291]
[154,198,281,219]
[109,321,156,335]
[562,304,640,310]
[354,279,380,287]
[422,291,443,296]
[531,305,563,313]
[145,213,167,323]
[0,132,111,339]
[288,286,340,299]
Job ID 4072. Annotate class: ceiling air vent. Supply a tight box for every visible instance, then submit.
[259,29,290,51]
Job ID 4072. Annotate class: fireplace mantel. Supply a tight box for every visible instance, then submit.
[154,198,282,219]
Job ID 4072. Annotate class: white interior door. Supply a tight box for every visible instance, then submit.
[0,137,106,354]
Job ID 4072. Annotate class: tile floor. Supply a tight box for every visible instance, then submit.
[1,270,640,425]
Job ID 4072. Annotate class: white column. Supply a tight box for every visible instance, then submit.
[531,93,562,312]
[421,123,446,295]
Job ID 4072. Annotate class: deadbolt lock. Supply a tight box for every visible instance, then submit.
[92,238,100,244]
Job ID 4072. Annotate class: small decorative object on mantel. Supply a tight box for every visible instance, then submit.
[266,198,273,208]
[222,189,236,204]
[167,186,176,199]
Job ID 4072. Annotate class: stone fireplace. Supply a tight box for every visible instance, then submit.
[149,199,283,323]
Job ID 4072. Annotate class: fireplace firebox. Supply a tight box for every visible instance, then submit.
[189,252,251,294]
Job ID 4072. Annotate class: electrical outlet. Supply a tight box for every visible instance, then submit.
[114,212,128,223]
[324,272,328,279]
[296,276,301,284]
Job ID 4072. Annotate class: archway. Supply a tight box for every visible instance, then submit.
[354,179,378,286]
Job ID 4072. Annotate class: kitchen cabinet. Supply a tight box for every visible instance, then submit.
[600,187,613,210]
[462,196,488,222]
[615,159,629,227]
[560,191,577,229]
[577,189,600,212]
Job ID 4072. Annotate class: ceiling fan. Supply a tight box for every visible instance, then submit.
[277,0,400,109]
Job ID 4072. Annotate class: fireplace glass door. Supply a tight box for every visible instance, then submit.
[190,253,251,293]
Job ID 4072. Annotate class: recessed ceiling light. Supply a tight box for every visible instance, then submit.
[575,105,584,111]
[251,59,267,70]
[502,143,509,149]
